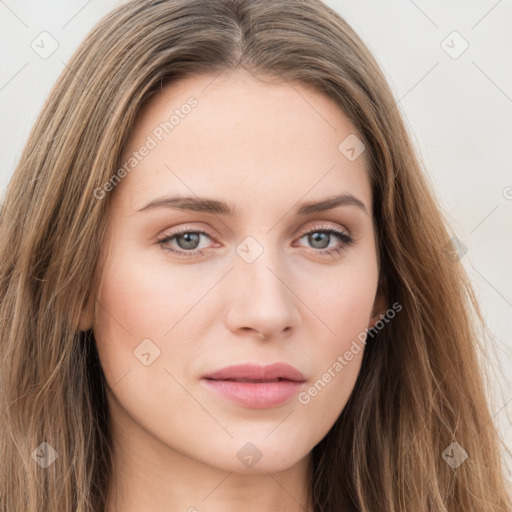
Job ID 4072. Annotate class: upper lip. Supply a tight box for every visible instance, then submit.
[202,363,306,382]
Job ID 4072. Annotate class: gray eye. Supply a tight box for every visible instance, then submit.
[307,232,331,249]
[175,232,202,250]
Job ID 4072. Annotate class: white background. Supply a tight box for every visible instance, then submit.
[1,0,511,478]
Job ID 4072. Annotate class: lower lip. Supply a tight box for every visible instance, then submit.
[201,378,305,408]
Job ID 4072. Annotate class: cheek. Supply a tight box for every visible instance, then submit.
[94,248,205,341]
[92,245,219,390]
[294,260,378,433]
[320,278,375,332]
[92,250,169,383]
[304,255,378,349]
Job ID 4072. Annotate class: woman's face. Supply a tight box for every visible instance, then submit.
[84,70,385,476]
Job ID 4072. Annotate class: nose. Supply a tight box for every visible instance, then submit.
[224,248,301,341]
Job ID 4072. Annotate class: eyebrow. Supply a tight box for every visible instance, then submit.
[137,193,369,216]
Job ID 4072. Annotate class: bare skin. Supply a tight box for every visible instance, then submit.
[81,69,386,512]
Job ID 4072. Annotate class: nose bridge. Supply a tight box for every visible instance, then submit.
[225,234,300,337]
[236,237,290,305]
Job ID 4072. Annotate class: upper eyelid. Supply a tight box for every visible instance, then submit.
[158,222,351,247]
[302,222,350,235]
[160,221,350,239]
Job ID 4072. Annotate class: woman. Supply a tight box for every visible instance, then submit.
[0,0,510,511]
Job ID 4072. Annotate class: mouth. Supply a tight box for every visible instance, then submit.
[200,363,306,408]
[201,362,306,382]
[204,377,295,383]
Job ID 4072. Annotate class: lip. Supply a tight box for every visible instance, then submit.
[201,363,306,408]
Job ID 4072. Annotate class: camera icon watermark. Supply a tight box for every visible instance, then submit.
[442,236,467,262]
[338,134,366,162]
[31,441,59,468]
[133,338,161,366]
[31,31,59,59]
[441,31,469,60]
[441,441,468,469]
[236,236,264,264]
[237,442,263,468]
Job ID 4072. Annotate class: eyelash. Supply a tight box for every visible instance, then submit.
[156,224,354,259]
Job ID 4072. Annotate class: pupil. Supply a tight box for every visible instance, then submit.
[310,232,329,249]
[178,232,200,250]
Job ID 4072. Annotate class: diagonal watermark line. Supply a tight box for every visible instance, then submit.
[282,79,336,132]
[473,395,512,441]
[61,0,92,29]
[112,368,131,389]
[61,61,124,122]
[164,368,233,438]
[471,0,503,30]
[0,201,23,230]
[0,62,29,92]
[472,61,512,104]
[265,471,308,511]
[265,409,295,439]
[266,164,336,234]
[200,67,228,95]
[470,204,499,233]
[395,62,439,108]
[407,0,439,29]
[201,471,233,502]
[0,0,29,28]
[401,363,456,457]
[96,299,133,337]
[163,163,234,234]
[466,392,512,483]
[265,266,336,336]
[163,267,234,336]
[470,263,512,309]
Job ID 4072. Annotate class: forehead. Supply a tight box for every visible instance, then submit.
[115,71,372,217]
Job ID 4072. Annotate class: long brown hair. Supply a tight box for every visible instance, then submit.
[1,0,510,510]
